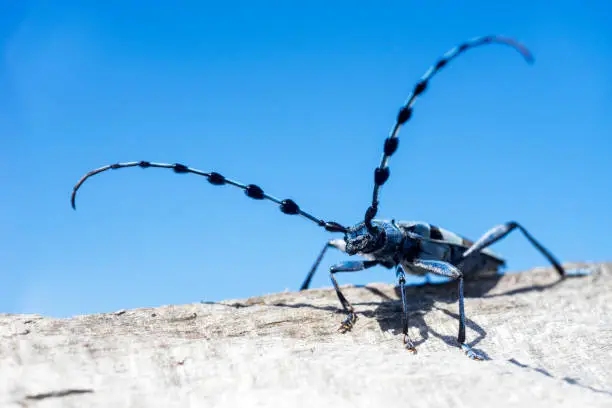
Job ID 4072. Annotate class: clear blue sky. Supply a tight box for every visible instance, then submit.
[1,1,610,318]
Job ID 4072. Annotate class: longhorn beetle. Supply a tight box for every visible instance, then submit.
[70,35,590,360]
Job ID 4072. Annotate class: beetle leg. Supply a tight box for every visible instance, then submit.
[300,239,346,291]
[411,258,485,361]
[396,265,417,353]
[328,260,379,333]
[461,221,567,277]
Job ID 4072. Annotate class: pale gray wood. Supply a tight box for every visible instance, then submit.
[1,262,610,407]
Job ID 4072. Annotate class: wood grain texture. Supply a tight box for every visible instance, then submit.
[1,262,611,407]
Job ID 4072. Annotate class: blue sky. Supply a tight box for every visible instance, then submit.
[1,1,610,317]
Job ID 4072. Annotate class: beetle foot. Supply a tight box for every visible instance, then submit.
[461,343,484,361]
[337,313,357,333]
[404,334,417,354]
[564,267,595,277]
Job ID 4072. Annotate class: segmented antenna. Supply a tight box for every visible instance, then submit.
[364,35,534,233]
[70,161,348,233]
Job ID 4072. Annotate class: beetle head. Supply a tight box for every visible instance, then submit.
[344,221,384,255]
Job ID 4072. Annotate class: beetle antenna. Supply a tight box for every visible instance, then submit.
[70,161,348,233]
[363,35,534,233]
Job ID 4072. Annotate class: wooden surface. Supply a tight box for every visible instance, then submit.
[1,262,611,407]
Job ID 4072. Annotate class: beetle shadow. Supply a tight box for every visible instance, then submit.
[276,272,569,354]
[357,277,499,357]
[248,275,502,357]
[356,270,576,354]
[206,271,572,357]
